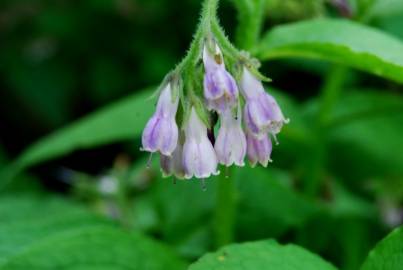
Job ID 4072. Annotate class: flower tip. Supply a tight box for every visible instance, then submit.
[203,170,220,179]
[160,169,172,178]
[235,161,245,167]
[260,160,270,167]
[159,150,174,157]
[249,161,258,168]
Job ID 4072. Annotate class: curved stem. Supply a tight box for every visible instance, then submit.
[175,0,242,75]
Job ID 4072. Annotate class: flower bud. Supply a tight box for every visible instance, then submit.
[203,44,238,113]
[141,83,179,156]
[183,107,219,179]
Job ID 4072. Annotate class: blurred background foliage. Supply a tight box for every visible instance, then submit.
[1,0,403,269]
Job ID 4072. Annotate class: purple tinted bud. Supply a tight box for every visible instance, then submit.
[160,141,185,179]
[246,130,272,167]
[215,107,246,167]
[241,67,288,137]
[203,44,238,113]
[141,83,179,156]
[183,107,219,179]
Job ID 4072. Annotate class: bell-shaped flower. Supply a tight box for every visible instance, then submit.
[203,43,238,113]
[183,107,219,179]
[241,67,288,137]
[141,83,179,156]
[160,139,185,179]
[246,130,272,167]
[214,107,246,167]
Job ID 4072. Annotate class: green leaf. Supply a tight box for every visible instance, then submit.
[0,194,186,270]
[1,88,155,186]
[0,226,186,270]
[236,167,321,239]
[365,0,403,20]
[0,195,106,262]
[361,226,403,270]
[327,90,403,178]
[188,240,337,270]
[327,89,403,125]
[256,19,403,83]
[326,181,376,219]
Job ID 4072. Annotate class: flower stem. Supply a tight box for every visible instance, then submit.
[175,0,240,75]
[213,168,238,248]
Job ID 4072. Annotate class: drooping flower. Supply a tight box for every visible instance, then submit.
[241,67,288,137]
[246,130,272,167]
[203,43,238,113]
[214,106,246,167]
[160,138,185,179]
[141,83,179,156]
[183,107,219,179]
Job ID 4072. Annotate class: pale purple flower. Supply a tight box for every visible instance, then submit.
[160,141,185,179]
[141,83,179,156]
[241,67,288,137]
[246,130,272,167]
[215,107,246,167]
[203,44,238,113]
[183,107,219,179]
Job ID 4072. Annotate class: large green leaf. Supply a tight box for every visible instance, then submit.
[188,240,337,270]
[361,226,403,270]
[0,88,154,185]
[0,226,186,270]
[0,195,106,262]
[256,19,403,83]
[0,194,186,270]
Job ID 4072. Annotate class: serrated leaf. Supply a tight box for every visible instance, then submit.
[188,240,337,270]
[361,226,403,270]
[256,19,403,83]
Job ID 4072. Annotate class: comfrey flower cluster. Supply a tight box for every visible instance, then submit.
[141,39,288,182]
